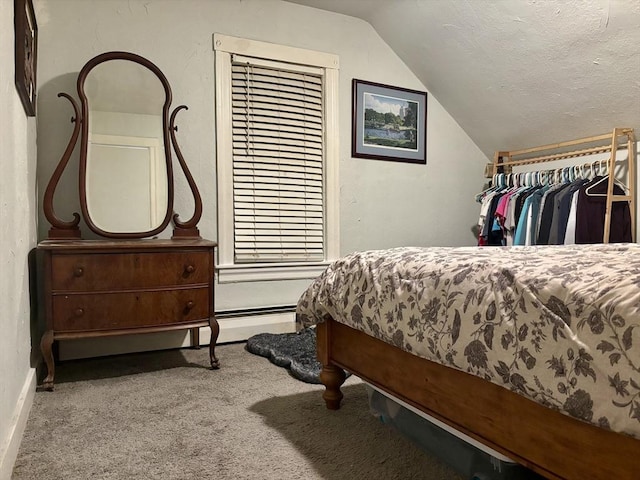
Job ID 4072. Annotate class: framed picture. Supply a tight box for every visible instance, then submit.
[14,0,38,116]
[352,79,427,164]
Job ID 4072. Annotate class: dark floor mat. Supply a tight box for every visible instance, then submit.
[246,328,331,384]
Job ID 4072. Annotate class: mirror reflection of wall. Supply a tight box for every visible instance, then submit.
[87,128,167,232]
[83,59,168,233]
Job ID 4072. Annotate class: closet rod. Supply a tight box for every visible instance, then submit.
[508,131,621,157]
[493,128,634,175]
[500,145,614,168]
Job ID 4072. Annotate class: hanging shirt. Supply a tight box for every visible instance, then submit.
[477,190,506,246]
[537,185,567,245]
[564,190,580,245]
[504,186,532,245]
[575,177,632,243]
[556,179,588,244]
[513,186,547,246]
[548,183,577,245]
[494,190,517,243]
[477,190,499,243]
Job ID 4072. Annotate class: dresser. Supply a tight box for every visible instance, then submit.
[38,239,218,390]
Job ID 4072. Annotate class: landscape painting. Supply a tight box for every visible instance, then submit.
[363,92,418,150]
[352,79,427,164]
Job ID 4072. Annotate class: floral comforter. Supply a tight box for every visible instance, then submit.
[296,244,640,438]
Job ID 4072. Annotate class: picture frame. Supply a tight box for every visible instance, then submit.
[352,79,427,164]
[14,0,38,117]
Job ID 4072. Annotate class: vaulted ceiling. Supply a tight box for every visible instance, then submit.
[286,0,640,158]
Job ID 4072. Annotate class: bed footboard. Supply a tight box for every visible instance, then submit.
[315,317,640,480]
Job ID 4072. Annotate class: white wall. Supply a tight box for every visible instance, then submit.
[34,0,487,313]
[0,1,38,477]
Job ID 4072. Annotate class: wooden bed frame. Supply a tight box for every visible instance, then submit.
[316,318,639,480]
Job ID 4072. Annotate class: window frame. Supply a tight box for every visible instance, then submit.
[213,34,340,283]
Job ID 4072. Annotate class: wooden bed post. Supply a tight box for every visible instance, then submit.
[316,319,346,410]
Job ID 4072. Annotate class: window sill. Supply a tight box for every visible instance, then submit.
[216,262,331,283]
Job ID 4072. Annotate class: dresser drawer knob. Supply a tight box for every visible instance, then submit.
[186,301,195,310]
[74,308,85,317]
[73,267,84,277]
[184,265,195,275]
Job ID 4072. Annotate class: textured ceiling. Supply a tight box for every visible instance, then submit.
[286,0,640,158]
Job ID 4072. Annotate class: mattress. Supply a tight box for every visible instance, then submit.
[296,243,640,438]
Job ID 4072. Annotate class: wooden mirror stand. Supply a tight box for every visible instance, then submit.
[38,51,219,391]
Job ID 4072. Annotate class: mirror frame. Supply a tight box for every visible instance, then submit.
[78,51,174,238]
[42,51,203,240]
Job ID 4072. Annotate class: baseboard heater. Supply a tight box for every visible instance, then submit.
[215,304,296,319]
[215,305,297,344]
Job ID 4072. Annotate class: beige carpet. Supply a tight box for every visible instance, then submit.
[12,342,464,480]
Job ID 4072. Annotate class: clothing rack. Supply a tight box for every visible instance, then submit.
[492,127,636,243]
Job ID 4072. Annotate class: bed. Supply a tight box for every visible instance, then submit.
[296,244,640,480]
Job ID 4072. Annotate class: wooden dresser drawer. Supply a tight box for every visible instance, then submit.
[51,251,211,291]
[39,239,219,389]
[52,287,210,332]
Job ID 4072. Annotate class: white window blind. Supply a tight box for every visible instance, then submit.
[231,56,325,263]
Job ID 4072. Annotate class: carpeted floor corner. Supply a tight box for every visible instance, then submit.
[11,342,464,480]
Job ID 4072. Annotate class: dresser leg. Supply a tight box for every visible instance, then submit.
[40,330,55,391]
[209,316,220,369]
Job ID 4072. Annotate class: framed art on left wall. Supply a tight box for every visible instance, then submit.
[14,0,38,116]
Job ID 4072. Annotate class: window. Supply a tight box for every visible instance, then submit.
[214,34,339,282]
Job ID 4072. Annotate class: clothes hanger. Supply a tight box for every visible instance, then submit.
[573,165,582,181]
[584,157,629,196]
[476,174,501,200]
[566,166,574,183]
[540,170,548,186]
[554,168,563,184]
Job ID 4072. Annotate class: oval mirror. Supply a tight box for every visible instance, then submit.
[78,52,174,237]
